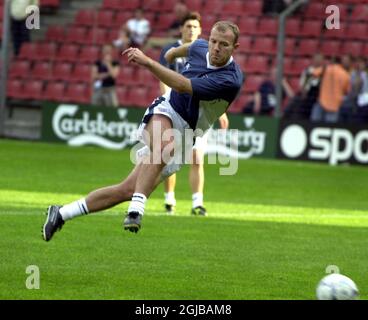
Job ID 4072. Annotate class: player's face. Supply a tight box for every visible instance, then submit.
[181,19,201,43]
[208,28,238,67]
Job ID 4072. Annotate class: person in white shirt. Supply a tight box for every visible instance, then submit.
[126,9,151,48]
[10,0,39,56]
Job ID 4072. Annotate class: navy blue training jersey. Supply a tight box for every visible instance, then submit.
[159,40,187,73]
[168,39,244,132]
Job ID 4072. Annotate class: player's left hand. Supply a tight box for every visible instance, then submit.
[122,47,151,67]
[219,113,229,129]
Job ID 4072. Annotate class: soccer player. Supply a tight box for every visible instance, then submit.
[159,12,229,216]
[42,21,243,240]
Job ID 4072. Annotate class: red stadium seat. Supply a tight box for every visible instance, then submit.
[290,58,310,76]
[156,14,176,31]
[252,37,276,54]
[144,0,161,13]
[116,86,128,106]
[321,40,341,57]
[74,9,96,26]
[126,87,148,108]
[285,18,301,37]
[33,42,57,61]
[229,94,251,113]
[346,23,368,40]
[70,64,92,83]
[120,0,141,10]
[116,66,137,86]
[115,11,132,26]
[18,43,37,60]
[52,62,73,81]
[350,4,368,22]
[102,0,120,10]
[44,81,66,102]
[22,80,44,100]
[245,56,269,74]
[243,1,263,16]
[283,57,294,76]
[32,61,53,80]
[299,20,322,37]
[161,0,178,12]
[201,0,222,14]
[45,25,65,42]
[284,38,296,56]
[298,39,319,57]
[237,36,252,54]
[184,0,202,12]
[323,25,346,40]
[65,26,88,44]
[234,53,247,71]
[40,0,60,7]
[222,1,243,15]
[78,46,100,63]
[147,87,160,103]
[97,10,115,27]
[9,60,31,79]
[85,28,109,45]
[201,15,217,33]
[7,79,24,99]
[304,3,326,19]
[254,18,278,36]
[244,75,263,94]
[136,69,157,86]
[55,44,79,62]
[64,83,90,104]
[341,41,363,57]
[238,18,258,36]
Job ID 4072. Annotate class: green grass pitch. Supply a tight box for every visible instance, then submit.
[0,139,367,300]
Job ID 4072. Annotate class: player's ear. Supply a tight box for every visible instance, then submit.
[233,42,240,50]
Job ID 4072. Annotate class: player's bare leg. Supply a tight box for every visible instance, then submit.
[124,114,175,232]
[43,163,143,241]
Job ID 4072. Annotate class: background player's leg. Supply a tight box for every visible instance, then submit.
[190,148,207,216]
[164,174,176,213]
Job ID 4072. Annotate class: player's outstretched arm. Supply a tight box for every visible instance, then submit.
[123,47,193,94]
[164,43,191,64]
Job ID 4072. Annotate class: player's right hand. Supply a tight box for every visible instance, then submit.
[122,47,151,67]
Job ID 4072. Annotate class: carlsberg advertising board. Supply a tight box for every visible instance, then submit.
[42,103,278,159]
[42,103,144,149]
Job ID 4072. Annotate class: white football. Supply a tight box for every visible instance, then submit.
[316,273,359,300]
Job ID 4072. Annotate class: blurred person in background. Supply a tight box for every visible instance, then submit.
[126,8,151,48]
[310,55,351,123]
[284,53,325,120]
[91,44,120,107]
[10,0,39,56]
[168,2,189,38]
[113,26,132,50]
[243,67,294,116]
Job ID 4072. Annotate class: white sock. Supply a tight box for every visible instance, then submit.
[164,192,176,206]
[128,193,147,216]
[192,192,203,209]
[59,198,89,221]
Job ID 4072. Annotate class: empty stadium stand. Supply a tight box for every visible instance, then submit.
[2,0,368,113]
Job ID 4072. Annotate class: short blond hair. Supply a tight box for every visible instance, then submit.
[212,21,240,45]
